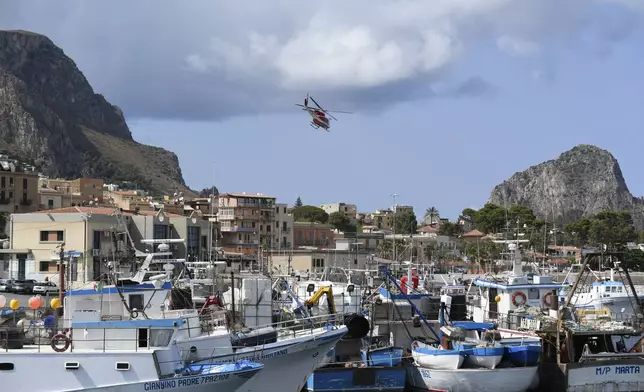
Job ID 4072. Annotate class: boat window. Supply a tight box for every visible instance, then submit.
[528,288,540,300]
[617,286,623,293]
[129,294,144,310]
[0,363,14,371]
[611,286,616,293]
[150,329,174,347]
[64,362,80,370]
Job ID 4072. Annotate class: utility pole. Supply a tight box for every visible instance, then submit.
[390,193,399,266]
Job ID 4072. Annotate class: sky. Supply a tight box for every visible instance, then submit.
[1,0,644,221]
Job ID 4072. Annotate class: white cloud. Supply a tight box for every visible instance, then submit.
[0,0,642,120]
[497,36,540,57]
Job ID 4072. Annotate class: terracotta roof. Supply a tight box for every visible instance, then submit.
[419,225,439,232]
[33,206,131,215]
[219,193,275,199]
[462,229,485,237]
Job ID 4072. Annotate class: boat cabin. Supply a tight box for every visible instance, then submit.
[470,276,562,323]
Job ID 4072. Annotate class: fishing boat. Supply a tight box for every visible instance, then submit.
[0,318,263,392]
[411,341,465,370]
[306,339,406,392]
[372,265,539,392]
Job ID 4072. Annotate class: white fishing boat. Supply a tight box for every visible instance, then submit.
[411,340,464,370]
[405,364,539,392]
[0,318,263,392]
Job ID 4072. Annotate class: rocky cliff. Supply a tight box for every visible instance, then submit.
[0,30,189,194]
[489,144,644,229]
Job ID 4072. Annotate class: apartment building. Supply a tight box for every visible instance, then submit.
[370,209,393,230]
[320,202,357,220]
[39,177,104,203]
[293,222,333,248]
[6,206,132,283]
[0,158,39,215]
[217,193,276,254]
[5,206,211,282]
[274,203,293,250]
[269,249,373,275]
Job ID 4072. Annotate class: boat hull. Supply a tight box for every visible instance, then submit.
[463,352,504,370]
[82,368,259,392]
[227,327,347,392]
[566,361,644,392]
[405,363,538,392]
[192,327,346,392]
[307,366,406,392]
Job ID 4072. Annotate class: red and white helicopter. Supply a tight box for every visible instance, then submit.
[295,93,352,132]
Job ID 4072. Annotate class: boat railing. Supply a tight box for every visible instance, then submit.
[0,325,247,354]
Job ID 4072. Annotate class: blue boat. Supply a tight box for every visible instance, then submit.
[503,344,541,366]
[306,366,406,392]
[361,346,404,367]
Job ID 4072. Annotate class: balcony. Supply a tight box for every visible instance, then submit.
[221,226,257,233]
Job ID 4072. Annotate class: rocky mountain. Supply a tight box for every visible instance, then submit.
[489,144,644,229]
[0,30,190,194]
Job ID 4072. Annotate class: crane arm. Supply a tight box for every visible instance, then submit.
[304,286,336,315]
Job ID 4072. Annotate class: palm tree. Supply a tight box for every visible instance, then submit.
[424,207,439,226]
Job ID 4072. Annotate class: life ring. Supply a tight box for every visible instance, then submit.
[51,333,71,352]
[543,292,553,307]
[511,291,527,307]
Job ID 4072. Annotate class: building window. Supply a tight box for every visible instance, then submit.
[153,224,167,240]
[48,199,54,208]
[40,230,64,242]
[0,177,4,188]
[39,261,58,272]
[313,258,325,268]
[22,178,27,189]
[187,226,201,261]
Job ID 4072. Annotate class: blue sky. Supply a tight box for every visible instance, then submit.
[2,0,643,220]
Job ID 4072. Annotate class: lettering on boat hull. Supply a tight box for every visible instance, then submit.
[143,373,230,390]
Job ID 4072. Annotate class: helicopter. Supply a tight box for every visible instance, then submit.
[295,93,352,131]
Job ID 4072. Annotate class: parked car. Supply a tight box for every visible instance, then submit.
[11,279,37,294]
[0,279,14,292]
[33,281,59,295]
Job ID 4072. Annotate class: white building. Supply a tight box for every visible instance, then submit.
[320,202,357,220]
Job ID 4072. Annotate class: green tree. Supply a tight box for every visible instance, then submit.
[438,221,463,237]
[565,218,593,247]
[328,212,354,232]
[623,249,644,271]
[294,196,303,207]
[588,211,637,249]
[638,231,644,244]
[475,203,506,234]
[292,205,328,223]
[461,208,478,223]
[424,207,439,225]
[507,205,536,228]
[395,211,418,234]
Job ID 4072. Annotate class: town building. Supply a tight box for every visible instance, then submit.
[293,221,333,248]
[334,231,385,252]
[269,248,373,275]
[274,203,293,251]
[3,206,211,283]
[39,177,104,203]
[39,188,66,210]
[0,157,39,215]
[320,202,357,221]
[217,193,276,254]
